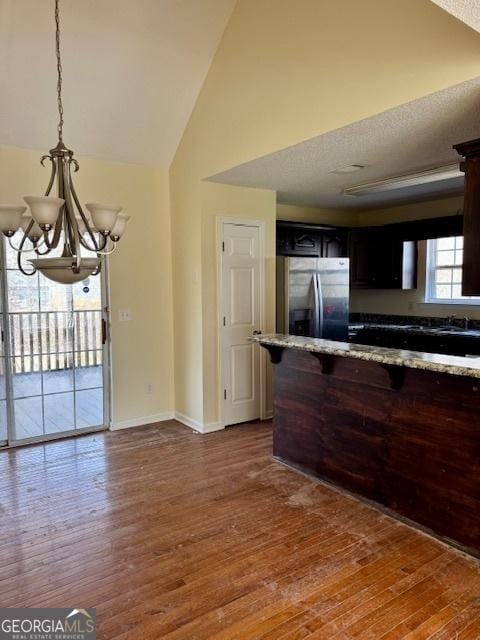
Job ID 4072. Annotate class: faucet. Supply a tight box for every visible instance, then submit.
[447,314,456,327]
[463,317,470,330]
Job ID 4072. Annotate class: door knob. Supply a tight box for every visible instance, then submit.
[253,330,262,335]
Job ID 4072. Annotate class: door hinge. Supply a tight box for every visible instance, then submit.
[0,329,3,342]
[222,241,225,252]
[223,316,226,326]
[223,389,227,400]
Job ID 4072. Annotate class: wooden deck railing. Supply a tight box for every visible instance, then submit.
[8,310,103,374]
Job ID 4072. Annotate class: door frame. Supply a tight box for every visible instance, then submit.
[0,242,111,449]
[216,217,267,428]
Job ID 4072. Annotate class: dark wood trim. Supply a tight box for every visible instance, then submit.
[311,352,335,374]
[278,215,464,242]
[261,343,284,364]
[454,138,480,295]
[354,215,463,242]
[454,137,480,158]
[379,363,405,390]
[276,220,348,231]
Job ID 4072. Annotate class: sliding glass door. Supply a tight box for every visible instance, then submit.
[0,312,6,446]
[0,232,110,446]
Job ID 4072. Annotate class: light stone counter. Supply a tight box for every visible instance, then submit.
[252,333,480,379]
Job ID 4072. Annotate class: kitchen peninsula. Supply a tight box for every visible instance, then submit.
[253,333,480,556]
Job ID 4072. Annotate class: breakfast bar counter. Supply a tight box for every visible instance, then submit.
[253,333,480,556]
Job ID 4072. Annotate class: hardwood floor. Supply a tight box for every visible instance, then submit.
[1,420,480,639]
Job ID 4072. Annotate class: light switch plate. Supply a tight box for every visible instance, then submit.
[119,309,131,322]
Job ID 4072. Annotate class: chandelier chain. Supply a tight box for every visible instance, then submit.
[54,0,64,142]
[1,0,127,282]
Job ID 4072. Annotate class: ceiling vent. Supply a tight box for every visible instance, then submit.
[330,164,366,175]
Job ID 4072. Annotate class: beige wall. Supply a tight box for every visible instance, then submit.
[355,195,464,227]
[171,0,480,426]
[276,203,357,227]
[0,144,174,426]
[350,195,480,318]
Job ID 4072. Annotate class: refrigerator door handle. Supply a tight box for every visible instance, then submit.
[313,273,320,338]
[316,273,324,338]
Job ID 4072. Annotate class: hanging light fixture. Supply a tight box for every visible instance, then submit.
[0,0,129,284]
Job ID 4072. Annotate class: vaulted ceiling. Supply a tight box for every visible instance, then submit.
[0,0,235,167]
[208,78,480,209]
[431,0,480,33]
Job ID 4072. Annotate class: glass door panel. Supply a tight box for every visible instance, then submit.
[1,230,109,445]
[0,289,7,444]
[0,356,6,444]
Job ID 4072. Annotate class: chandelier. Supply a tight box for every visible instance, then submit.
[0,0,129,284]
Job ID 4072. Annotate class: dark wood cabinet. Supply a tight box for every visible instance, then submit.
[349,229,417,290]
[277,215,462,289]
[290,229,321,256]
[348,230,373,288]
[322,231,346,257]
[276,222,347,258]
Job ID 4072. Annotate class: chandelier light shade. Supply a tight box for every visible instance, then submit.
[24,196,65,229]
[0,206,27,237]
[85,203,122,235]
[0,0,129,284]
[110,213,130,241]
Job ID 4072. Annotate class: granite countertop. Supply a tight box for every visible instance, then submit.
[349,323,480,339]
[252,333,480,379]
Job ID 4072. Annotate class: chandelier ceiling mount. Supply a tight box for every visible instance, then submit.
[0,0,129,284]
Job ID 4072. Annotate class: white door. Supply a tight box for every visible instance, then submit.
[221,222,262,426]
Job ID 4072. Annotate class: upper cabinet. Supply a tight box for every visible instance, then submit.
[347,215,463,290]
[276,222,347,258]
[290,228,321,256]
[348,230,372,288]
[349,229,417,290]
[276,216,463,291]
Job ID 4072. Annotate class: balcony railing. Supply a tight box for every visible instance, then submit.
[7,310,102,374]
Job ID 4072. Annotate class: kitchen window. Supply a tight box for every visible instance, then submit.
[426,236,480,304]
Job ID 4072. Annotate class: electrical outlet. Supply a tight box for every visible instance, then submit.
[146,383,153,394]
[119,309,131,322]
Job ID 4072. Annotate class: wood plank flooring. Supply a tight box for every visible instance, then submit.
[1,420,480,639]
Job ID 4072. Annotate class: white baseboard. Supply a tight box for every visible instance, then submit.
[111,411,269,433]
[174,412,224,435]
[110,411,225,435]
[202,421,224,434]
[110,412,174,431]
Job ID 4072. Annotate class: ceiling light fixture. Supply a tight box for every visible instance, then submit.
[342,164,463,197]
[0,0,129,284]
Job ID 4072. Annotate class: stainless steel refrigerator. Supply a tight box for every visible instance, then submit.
[276,257,349,340]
